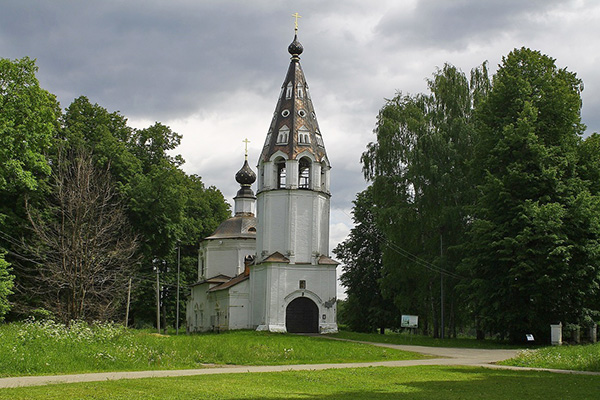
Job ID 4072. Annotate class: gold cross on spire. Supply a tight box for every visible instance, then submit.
[242,138,250,159]
[292,12,302,32]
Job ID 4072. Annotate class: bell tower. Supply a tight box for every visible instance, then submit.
[250,23,338,334]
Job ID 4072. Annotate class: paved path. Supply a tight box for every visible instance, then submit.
[0,339,597,389]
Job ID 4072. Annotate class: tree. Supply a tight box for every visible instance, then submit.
[579,133,600,195]
[460,48,600,342]
[361,64,488,337]
[59,97,230,327]
[0,57,59,194]
[0,254,13,321]
[334,186,391,333]
[0,57,60,319]
[26,147,139,323]
[60,96,141,191]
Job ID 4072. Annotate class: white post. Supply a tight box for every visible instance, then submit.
[551,322,562,345]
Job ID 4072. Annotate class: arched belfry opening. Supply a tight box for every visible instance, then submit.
[275,157,286,189]
[298,157,311,189]
[286,297,319,333]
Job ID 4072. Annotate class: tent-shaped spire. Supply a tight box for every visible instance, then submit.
[259,33,329,164]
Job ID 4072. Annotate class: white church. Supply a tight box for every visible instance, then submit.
[185,30,338,334]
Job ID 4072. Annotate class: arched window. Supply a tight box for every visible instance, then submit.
[259,165,264,189]
[199,252,206,277]
[276,158,286,189]
[277,126,289,144]
[299,158,311,189]
[298,127,310,145]
[286,82,293,99]
[297,83,303,98]
[315,131,324,147]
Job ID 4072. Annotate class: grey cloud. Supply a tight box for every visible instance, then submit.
[1,1,289,119]
[375,0,568,50]
[2,0,599,232]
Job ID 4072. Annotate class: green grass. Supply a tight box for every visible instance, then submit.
[500,342,600,372]
[0,320,424,377]
[1,366,599,399]
[333,330,522,349]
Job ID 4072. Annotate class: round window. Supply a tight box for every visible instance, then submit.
[298,109,307,117]
[281,109,290,117]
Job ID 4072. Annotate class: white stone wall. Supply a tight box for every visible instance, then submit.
[250,263,338,333]
[226,280,251,330]
[202,238,255,279]
[208,290,229,332]
[187,280,251,332]
[256,190,330,264]
[186,283,210,332]
[248,263,269,329]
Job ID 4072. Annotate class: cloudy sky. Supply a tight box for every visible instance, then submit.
[2,1,599,295]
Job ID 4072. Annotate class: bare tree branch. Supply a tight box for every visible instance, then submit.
[26,146,139,323]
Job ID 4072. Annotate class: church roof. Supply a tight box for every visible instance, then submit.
[318,255,339,265]
[262,251,290,263]
[259,33,329,164]
[208,273,249,292]
[190,274,232,287]
[205,215,257,240]
[235,158,256,186]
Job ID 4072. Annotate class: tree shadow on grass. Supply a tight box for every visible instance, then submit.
[2,366,600,400]
[227,367,600,400]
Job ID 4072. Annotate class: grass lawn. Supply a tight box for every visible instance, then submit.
[1,366,599,400]
[0,321,425,377]
[333,330,522,349]
[501,342,600,372]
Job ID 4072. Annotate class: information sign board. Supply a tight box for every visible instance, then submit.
[401,315,418,329]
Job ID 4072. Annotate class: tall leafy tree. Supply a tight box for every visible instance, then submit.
[334,186,391,333]
[60,96,141,191]
[460,48,600,342]
[361,64,487,336]
[0,57,58,194]
[0,57,60,318]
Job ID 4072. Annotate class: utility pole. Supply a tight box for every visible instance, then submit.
[440,233,445,340]
[156,264,160,334]
[176,243,180,335]
[125,277,132,328]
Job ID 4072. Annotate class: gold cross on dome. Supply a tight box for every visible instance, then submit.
[242,138,250,158]
[292,12,302,32]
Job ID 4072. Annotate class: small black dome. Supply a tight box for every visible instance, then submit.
[288,34,303,57]
[235,159,256,186]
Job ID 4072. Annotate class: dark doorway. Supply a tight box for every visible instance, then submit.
[286,297,319,333]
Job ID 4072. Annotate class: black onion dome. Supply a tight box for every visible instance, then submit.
[288,34,303,57]
[235,159,256,186]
